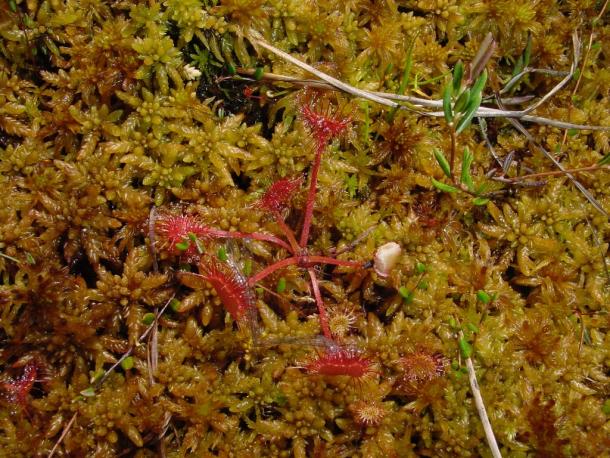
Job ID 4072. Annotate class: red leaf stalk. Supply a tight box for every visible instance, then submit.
[298,99,349,248]
[247,255,363,286]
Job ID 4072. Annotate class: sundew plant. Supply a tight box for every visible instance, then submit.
[0,0,609,456]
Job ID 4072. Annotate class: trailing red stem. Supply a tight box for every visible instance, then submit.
[299,145,323,248]
[273,210,299,254]
[308,267,331,339]
[247,254,362,285]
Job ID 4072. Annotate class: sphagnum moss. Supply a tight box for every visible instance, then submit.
[1,0,609,456]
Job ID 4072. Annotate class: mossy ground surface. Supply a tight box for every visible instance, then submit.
[0,0,609,457]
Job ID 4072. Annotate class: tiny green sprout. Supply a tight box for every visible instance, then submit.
[243,258,252,276]
[170,298,181,312]
[188,232,204,254]
[25,253,35,265]
[90,370,104,385]
[398,286,414,304]
[442,83,453,123]
[460,148,474,191]
[276,277,287,293]
[452,60,464,93]
[80,387,96,397]
[8,0,17,13]
[567,128,578,137]
[253,67,264,80]
[226,63,236,75]
[415,261,426,274]
[175,241,189,251]
[121,356,134,371]
[602,399,610,416]
[476,290,492,304]
[472,197,490,206]
[448,317,458,329]
[431,178,459,193]
[434,149,452,178]
[466,322,479,334]
[142,313,155,325]
[217,246,228,261]
[459,337,473,359]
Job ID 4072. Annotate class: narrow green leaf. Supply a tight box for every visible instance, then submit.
[8,0,17,13]
[434,149,452,178]
[243,258,252,276]
[512,55,524,77]
[455,91,482,135]
[598,153,610,166]
[523,33,532,68]
[415,262,426,274]
[471,69,488,97]
[431,178,459,193]
[442,84,453,123]
[454,88,470,114]
[472,197,490,206]
[459,338,473,359]
[80,387,96,397]
[452,60,464,93]
[460,148,474,191]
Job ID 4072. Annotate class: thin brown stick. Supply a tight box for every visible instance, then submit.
[458,329,502,458]
[558,0,609,154]
[499,164,609,182]
[48,412,77,458]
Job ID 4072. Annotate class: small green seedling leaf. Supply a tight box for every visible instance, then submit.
[90,370,104,385]
[442,84,453,123]
[8,0,17,13]
[454,88,470,114]
[477,290,491,304]
[567,128,578,137]
[523,34,532,68]
[121,356,134,371]
[217,246,228,261]
[452,60,464,93]
[459,338,473,358]
[400,288,414,304]
[431,177,459,193]
[170,298,181,312]
[253,67,264,80]
[415,262,426,274]
[472,197,490,206]
[455,91,482,135]
[460,148,474,191]
[276,277,286,293]
[448,317,458,329]
[244,258,252,276]
[80,387,96,397]
[471,69,488,97]
[434,149,452,178]
[142,313,155,325]
[226,63,236,75]
[25,253,35,265]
